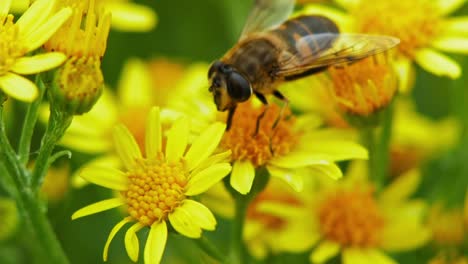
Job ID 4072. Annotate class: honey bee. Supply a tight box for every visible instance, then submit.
[208,0,399,130]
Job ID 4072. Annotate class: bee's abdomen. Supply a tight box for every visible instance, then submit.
[272,15,339,55]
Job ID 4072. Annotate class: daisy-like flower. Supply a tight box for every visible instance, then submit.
[301,0,468,91]
[221,101,368,194]
[261,161,431,264]
[71,107,232,264]
[0,0,71,101]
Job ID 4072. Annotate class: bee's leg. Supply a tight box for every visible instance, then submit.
[226,106,237,131]
[254,92,269,136]
[272,90,289,129]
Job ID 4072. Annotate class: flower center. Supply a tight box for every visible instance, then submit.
[58,56,104,99]
[0,15,26,75]
[351,0,441,58]
[221,102,299,167]
[328,54,396,116]
[119,107,150,153]
[122,154,188,226]
[317,188,385,247]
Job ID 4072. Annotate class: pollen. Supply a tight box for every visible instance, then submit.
[221,102,299,167]
[328,54,397,116]
[317,188,385,247]
[350,0,440,58]
[122,154,188,226]
[0,15,25,75]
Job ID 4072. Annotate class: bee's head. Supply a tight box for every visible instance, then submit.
[208,61,252,111]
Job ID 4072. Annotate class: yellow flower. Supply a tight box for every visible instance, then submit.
[302,0,468,91]
[261,162,431,264]
[40,162,70,202]
[72,107,232,264]
[428,203,466,246]
[0,0,71,101]
[221,101,368,194]
[0,197,18,241]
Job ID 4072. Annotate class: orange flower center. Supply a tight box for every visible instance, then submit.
[351,0,441,58]
[119,106,151,152]
[328,54,397,116]
[317,188,385,247]
[122,154,188,226]
[221,103,299,167]
[0,15,25,75]
[428,205,466,246]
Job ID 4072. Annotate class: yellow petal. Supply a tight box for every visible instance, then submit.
[379,169,420,205]
[106,2,157,32]
[230,161,255,195]
[310,240,340,264]
[168,206,202,238]
[442,16,468,35]
[185,163,232,196]
[266,166,303,192]
[21,7,72,52]
[435,0,467,15]
[393,57,414,93]
[415,48,461,79]
[0,0,11,16]
[300,4,354,32]
[16,0,54,37]
[72,155,120,188]
[71,198,124,220]
[333,0,360,9]
[144,221,167,264]
[269,152,331,169]
[191,150,232,175]
[432,37,468,54]
[145,107,162,158]
[118,58,153,107]
[125,223,143,262]
[366,250,398,264]
[301,140,369,162]
[0,72,38,102]
[165,117,189,163]
[60,133,112,153]
[184,122,226,171]
[79,166,128,191]
[11,52,66,75]
[180,200,217,231]
[9,0,27,14]
[113,124,142,170]
[342,248,373,264]
[103,217,132,261]
[310,164,343,180]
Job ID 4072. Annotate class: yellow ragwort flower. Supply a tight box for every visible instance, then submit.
[72,107,232,264]
[302,0,468,91]
[0,0,71,101]
[221,101,368,194]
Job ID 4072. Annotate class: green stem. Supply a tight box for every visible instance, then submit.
[18,75,46,165]
[0,103,70,264]
[228,194,249,264]
[30,105,72,191]
[195,236,225,262]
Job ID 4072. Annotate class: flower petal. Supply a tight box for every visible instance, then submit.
[300,140,368,162]
[21,7,73,52]
[106,2,157,32]
[379,169,420,205]
[71,198,124,220]
[300,4,354,32]
[310,240,340,264]
[185,163,232,196]
[165,117,189,163]
[144,221,167,264]
[0,72,38,101]
[125,223,143,262]
[342,248,372,264]
[0,0,11,16]
[393,57,414,93]
[118,58,153,107]
[432,37,468,54]
[269,152,331,169]
[113,124,142,170]
[11,52,66,75]
[72,155,121,188]
[79,166,128,191]
[435,0,467,15]
[442,16,468,35]
[415,48,461,79]
[16,0,54,37]
[191,150,232,175]
[266,166,303,192]
[184,122,226,171]
[180,200,217,230]
[230,161,256,195]
[145,107,162,159]
[366,249,398,264]
[168,206,202,238]
[103,217,132,261]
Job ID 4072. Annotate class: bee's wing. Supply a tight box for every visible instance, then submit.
[275,33,400,77]
[240,0,295,39]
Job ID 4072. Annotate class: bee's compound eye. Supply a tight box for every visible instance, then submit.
[227,72,251,102]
